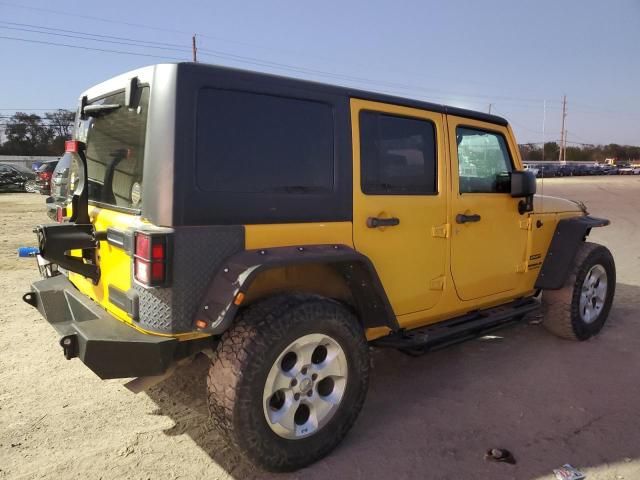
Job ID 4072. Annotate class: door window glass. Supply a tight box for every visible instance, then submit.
[456,127,512,193]
[360,111,437,195]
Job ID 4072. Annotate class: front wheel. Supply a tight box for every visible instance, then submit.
[207,294,370,472]
[542,242,616,340]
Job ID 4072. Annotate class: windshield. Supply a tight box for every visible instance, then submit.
[77,86,149,211]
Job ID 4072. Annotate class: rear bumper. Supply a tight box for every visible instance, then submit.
[24,275,178,379]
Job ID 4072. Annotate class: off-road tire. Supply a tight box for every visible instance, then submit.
[542,242,615,340]
[207,294,370,472]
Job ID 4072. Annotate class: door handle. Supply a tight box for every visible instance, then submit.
[367,217,400,228]
[456,213,481,224]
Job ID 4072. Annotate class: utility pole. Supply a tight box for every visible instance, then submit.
[192,34,198,62]
[559,95,567,163]
[541,99,546,162]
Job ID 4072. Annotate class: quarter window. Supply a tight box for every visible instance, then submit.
[360,111,437,195]
[196,89,334,194]
[456,127,513,193]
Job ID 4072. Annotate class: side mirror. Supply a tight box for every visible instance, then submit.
[510,171,537,214]
[511,171,537,198]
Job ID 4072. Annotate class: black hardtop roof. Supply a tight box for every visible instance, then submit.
[177,62,509,127]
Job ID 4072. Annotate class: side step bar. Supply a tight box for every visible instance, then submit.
[372,297,540,354]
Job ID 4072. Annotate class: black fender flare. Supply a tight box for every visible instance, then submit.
[193,244,398,334]
[534,215,610,289]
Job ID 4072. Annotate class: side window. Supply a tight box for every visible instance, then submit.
[456,127,513,193]
[360,111,437,195]
[196,89,334,194]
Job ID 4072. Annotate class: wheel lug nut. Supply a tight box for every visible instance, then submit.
[307,390,313,397]
[312,374,317,380]
[290,379,297,387]
[301,367,307,375]
[294,393,300,401]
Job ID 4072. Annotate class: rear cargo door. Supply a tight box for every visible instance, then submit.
[68,86,150,327]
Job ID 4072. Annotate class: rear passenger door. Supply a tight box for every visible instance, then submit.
[351,99,447,316]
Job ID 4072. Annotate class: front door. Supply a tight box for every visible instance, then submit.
[351,99,447,316]
[448,116,528,301]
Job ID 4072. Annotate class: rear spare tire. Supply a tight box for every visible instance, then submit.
[207,294,370,472]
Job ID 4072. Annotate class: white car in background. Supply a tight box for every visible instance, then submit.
[618,166,640,175]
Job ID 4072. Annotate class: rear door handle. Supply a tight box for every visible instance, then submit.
[367,217,400,228]
[456,213,481,224]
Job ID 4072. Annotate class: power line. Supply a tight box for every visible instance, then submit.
[0,1,192,36]
[0,24,191,53]
[0,21,190,49]
[0,31,548,109]
[0,35,185,61]
[0,15,565,108]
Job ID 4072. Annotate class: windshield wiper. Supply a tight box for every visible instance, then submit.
[82,103,121,118]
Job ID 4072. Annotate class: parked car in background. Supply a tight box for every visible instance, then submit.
[536,164,561,177]
[524,164,539,177]
[35,160,59,195]
[599,165,619,175]
[0,163,37,192]
[45,153,73,221]
[558,164,576,176]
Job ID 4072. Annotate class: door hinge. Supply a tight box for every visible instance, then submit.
[431,224,450,238]
[429,276,445,290]
[519,218,532,230]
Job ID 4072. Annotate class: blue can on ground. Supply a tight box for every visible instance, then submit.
[18,247,40,258]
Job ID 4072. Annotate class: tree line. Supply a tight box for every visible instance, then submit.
[519,142,640,164]
[0,110,75,156]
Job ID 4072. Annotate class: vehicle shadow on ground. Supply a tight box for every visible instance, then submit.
[145,282,640,480]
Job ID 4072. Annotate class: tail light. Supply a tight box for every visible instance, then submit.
[39,171,52,181]
[56,205,66,223]
[134,232,170,286]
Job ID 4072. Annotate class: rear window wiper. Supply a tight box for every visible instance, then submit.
[82,103,121,118]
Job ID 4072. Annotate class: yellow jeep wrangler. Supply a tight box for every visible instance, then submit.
[24,63,615,472]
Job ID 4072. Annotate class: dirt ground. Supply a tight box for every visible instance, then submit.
[1,176,639,480]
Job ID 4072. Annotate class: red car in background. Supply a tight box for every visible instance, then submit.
[35,160,59,195]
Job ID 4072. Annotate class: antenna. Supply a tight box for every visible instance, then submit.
[192,34,198,62]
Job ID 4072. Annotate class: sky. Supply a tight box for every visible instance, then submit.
[0,0,639,146]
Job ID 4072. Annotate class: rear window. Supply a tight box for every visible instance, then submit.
[196,89,334,194]
[82,86,149,210]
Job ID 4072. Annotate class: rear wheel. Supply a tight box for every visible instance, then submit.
[207,294,369,472]
[24,180,36,193]
[542,242,615,340]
